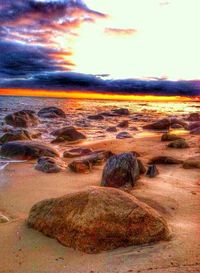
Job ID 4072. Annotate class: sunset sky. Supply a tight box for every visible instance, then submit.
[0,0,200,97]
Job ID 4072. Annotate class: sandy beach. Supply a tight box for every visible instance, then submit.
[0,132,200,273]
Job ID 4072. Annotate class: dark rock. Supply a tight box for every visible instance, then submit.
[183,156,200,169]
[106,126,117,132]
[146,165,159,178]
[63,148,93,158]
[112,108,130,115]
[167,139,189,148]
[51,126,86,142]
[0,129,32,144]
[188,121,200,131]
[68,160,92,173]
[38,107,66,118]
[0,141,59,160]
[100,112,118,117]
[117,120,129,128]
[76,150,114,166]
[161,133,183,142]
[170,118,188,129]
[27,186,170,253]
[116,132,132,139]
[35,157,66,173]
[148,156,183,165]
[129,126,138,131]
[87,114,104,120]
[5,110,38,128]
[187,113,200,121]
[190,127,200,135]
[101,152,140,188]
[143,118,171,130]
[170,124,184,129]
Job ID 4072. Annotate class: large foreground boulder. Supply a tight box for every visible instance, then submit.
[0,141,59,160]
[101,153,140,188]
[38,107,66,118]
[51,126,86,142]
[5,110,38,128]
[27,187,170,253]
[143,118,171,130]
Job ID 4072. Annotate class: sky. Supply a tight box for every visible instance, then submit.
[0,0,200,97]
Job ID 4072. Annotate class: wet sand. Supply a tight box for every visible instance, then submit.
[0,134,200,273]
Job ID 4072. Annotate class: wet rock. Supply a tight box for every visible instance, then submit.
[146,165,159,178]
[190,127,200,135]
[30,130,42,139]
[100,112,118,117]
[188,121,200,131]
[87,114,104,120]
[101,152,140,188]
[161,133,183,142]
[187,113,200,121]
[51,126,86,142]
[0,141,59,160]
[117,120,129,128]
[171,124,184,129]
[68,160,92,173]
[183,156,200,169]
[143,118,171,130]
[148,156,183,165]
[0,129,32,144]
[137,159,146,174]
[112,108,130,115]
[116,132,132,139]
[38,107,66,118]
[2,125,13,132]
[63,148,93,158]
[129,126,138,131]
[170,118,188,129]
[35,157,66,173]
[5,110,38,128]
[167,139,189,149]
[106,126,117,132]
[76,150,113,166]
[0,214,9,223]
[27,186,170,253]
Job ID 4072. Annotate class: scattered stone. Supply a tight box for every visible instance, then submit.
[68,160,92,173]
[0,214,9,223]
[148,156,183,165]
[187,113,200,121]
[51,126,86,142]
[170,118,188,129]
[183,156,200,169]
[116,132,132,139]
[101,152,140,188]
[146,165,159,178]
[161,133,183,142]
[0,129,32,144]
[106,126,117,132]
[117,120,129,128]
[27,186,170,253]
[143,118,171,130]
[112,108,130,115]
[38,107,66,118]
[87,114,104,120]
[5,110,38,128]
[190,127,200,135]
[129,126,138,131]
[188,121,200,131]
[63,148,93,158]
[0,141,59,160]
[35,157,66,173]
[167,139,189,149]
[171,124,183,129]
[75,150,114,166]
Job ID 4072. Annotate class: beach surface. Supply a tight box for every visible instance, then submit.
[0,133,200,273]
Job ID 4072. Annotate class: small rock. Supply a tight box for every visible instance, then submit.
[68,160,92,173]
[161,133,183,142]
[87,114,104,120]
[112,108,130,115]
[117,120,129,128]
[51,126,86,142]
[116,132,132,139]
[146,165,159,178]
[63,148,93,158]
[101,152,140,188]
[0,129,32,144]
[5,110,38,128]
[106,126,117,132]
[187,113,200,121]
[148,156,183,165]
[167,139,189,149]
[143,118,171,130]
[35,157,66,173]
[38,107,66,118]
